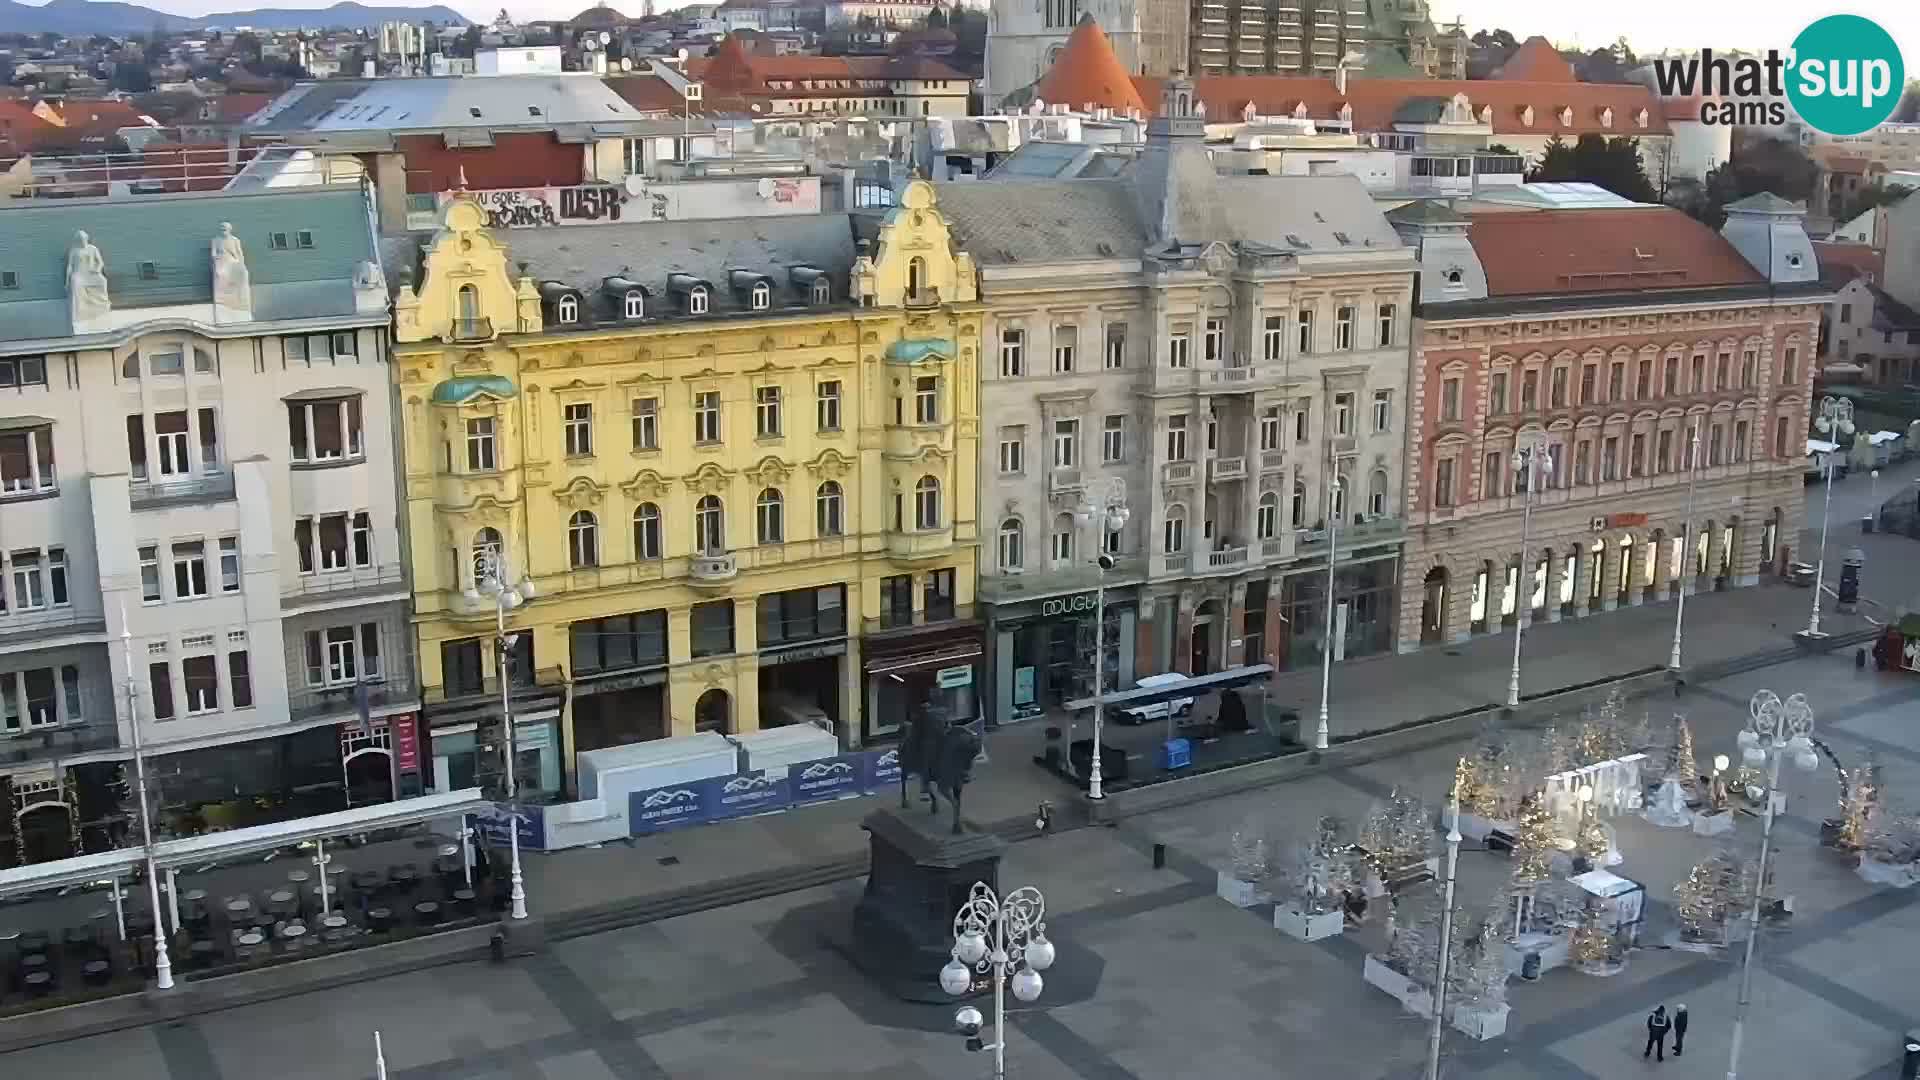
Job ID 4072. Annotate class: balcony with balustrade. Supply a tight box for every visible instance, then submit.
[1209,455,1248,482]
[688,552,739,588]
[282,564,408,611]
[129,470,236,510]
[887,526,956,563]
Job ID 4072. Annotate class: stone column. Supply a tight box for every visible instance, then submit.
[1544,550,1564,623]
[1651,532,1672,600]
[1264,594,1285,669]
[1396,559,1426,653]
[1225,581,1247,668]
[1624,539,1645,607]
[1451,561,1478,643]
[1572,547,1592,618]
[1136,595,1161,675]
[1173,590,1195,675]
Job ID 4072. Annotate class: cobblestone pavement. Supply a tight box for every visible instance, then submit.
[7,645,1917,1080]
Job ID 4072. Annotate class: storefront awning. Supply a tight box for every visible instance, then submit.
[0,848,140,900]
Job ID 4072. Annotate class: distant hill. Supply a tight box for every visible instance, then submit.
[1,0,469,34]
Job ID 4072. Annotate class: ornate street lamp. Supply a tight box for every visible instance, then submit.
[1670,420,1703,669]
[1806,396,1854,637]
[1073,480,1129,800]
[465,548,537,921]
[1315,475,1344,750]
[1506,439,1554,708]
[941,882,1055,1079]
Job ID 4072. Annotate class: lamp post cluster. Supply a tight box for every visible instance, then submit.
[1074,479,1130,801]
[117,615,172,990]
[1315,475,1343,750]
[1806,396,1855,638]
[1669,421,1704,670]
[464,547,536,921]
[941,882,1055,1079]
[1505,440,1555,708]
[1725,690,1818,1080]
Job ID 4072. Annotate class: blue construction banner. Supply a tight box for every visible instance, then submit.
[473,802,547,850]
[710,769,791,820]
[867,746,902,790]
[790,753,867,804]
[628,779,716,834]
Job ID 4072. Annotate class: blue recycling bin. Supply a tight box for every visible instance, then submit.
[1159,738,1192,771]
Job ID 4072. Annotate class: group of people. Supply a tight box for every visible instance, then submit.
[1644,1004,1689,1062]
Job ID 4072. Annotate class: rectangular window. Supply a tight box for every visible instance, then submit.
[0,355,47,388]
[914,376,939,424]
[754,386,782,438]
[1521,370,1539,411]
[694,391,722,442]
[1657,429,1673,473]
[1440,378,1461,422]
[172,541,207,598]
[441,639,484,696]
[998,427,1025,474]
[148,661,174,720]
[1484,451,1503,498]
[1575,441,1591,485]
[1741,349,1757,388]
[465,417,496,471]
[1549,367,1568,409]
[999,329,1025,376]
[1297,308,1314,354]
[1733,420,1749,463]
[219,536,240,592]
[1637,359,1652,399]
[126,415,147,480]
[183,654,219,714]
[1104,323,1126,369]
[1783,348,1798,385]
[1579,364,1596,405]
[228,651,252,708]
[154,411,190,476]
[1334,306,1355,350]
[1102,414,1125,462]
[1774,415,1790,457]
[351,511,373,568]
[1165,414,1188,461]
[1608,362,1625,402]
[321,513,349,570]
[1629,433,1646,478]
[563,402,594,456]
[1052,419,1078,468]
[287,396,364,463]
[815,382,841,432]
[1263,316,1285,361]
[1052,326,1076,373]
[1709,423,1725,465]
[1434,458,1455,508]
[197,407,220,470]
[1371,390,1391,432]
[632,397,659,449]
[571,610,669,675]
[139,545,161,602]
[1333,393,1354,436]
[1295,399,1311,443]
[10,550,44,609]
[1489,372,1508,415]
[1204,319,1225,362]
[48,547,67,606]
[1663,356,1679,395]
[1715,352,1731,390]
[880,574,914,629]
[1602,436,1619,481]
[1259,407,1282,450]
[690,599,734,658]
[755,585,847,647]
[1167,332,1191,368]
[1377,304,1396,347]
[1690,354,1705,393]
[924,567,956,620]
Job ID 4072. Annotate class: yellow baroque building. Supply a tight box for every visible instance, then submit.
[390,181,983,797]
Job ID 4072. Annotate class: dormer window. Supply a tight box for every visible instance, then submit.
[557,295,579,324]
[624,290,645,319]
[1599,107,1613,128]
[1557,106,1572,126]
[1445,268,1464,286]
[750,282,771,311]
[1636,108,1649,128]
[812,280,831,306]
[1520,105,1534,127]
[689,286,709,315]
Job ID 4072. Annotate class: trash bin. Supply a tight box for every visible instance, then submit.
[1903,1034,1920,1080]
[1521,951,1542,981]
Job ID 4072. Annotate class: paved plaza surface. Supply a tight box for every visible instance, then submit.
[8,644,1920,1080]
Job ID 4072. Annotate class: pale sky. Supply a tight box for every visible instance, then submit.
[22,0,1920,78]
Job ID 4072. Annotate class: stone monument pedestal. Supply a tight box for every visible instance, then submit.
[848,807,1006,1002]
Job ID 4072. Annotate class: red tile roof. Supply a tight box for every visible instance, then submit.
[1465,208,1763,297]
[1495,36,1576,82]
[1035,17,1146,115]
[691,34,968,101]
[1128,74,1669,135]
[603,73,693,115]
[1812,241,1884,286]
[213,92,273,123]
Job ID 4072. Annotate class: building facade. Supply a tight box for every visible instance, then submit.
[1391,194,1827,654]
[1188,0,1466,79]
[937,76,1416,722]
[390,182,983,796]
[0,183,413,866]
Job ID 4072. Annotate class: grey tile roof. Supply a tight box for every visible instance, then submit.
[1222,175,1404,252]
[933,178,1147,264]
[0,185,376,346]
[250,76,702,142]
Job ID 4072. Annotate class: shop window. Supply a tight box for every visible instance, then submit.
[691,600,734,658]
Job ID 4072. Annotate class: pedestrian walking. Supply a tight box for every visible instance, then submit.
[1644,1005,1671,1062]
[1672,1004,1688,1057]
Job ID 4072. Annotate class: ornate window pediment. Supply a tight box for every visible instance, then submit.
[748,455,792,486]
[620,468,672,500]
[553,475,608,510]
[684,461,734,495]
[807,447,854,479]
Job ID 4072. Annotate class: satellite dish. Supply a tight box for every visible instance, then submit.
[599,30,610,43]
[757,177,775,199]
[624,174,646,196]
[677,46,689,61]
[620,56,632,70]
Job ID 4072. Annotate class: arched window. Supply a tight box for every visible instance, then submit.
[633,503,661,560]
[997,517,1024,570]
[556,294,579,324]
[907,257,926,301]
[750,281,771,311]
[695,494,725,555]
[472,526,503,584]
[1256,492,1279,539]
[688,286,709,315]
[811,279,832,306]
[567,511,598,568]
[1164,504,1187,553]
[457,283,479,322]
[1290,481,1307,528]
[756,487,785,544]
[623,290,644,319]
[815,481,843,536]
[914,475,940,529]
[1368,469,1389,517]
[695,688,731,734]
[1051,512,1074,566]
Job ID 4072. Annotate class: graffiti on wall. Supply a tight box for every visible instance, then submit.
[457,184,632,229]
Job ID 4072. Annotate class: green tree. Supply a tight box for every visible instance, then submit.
[1527,134,1575,181]
[1836,182,1915,227]
[111,61,154,93]
[1678,136,1820,228]
[926,2,948,28]
[1529,134,1659,202]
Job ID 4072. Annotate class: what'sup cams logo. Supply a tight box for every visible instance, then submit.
[1652,14,1905,136]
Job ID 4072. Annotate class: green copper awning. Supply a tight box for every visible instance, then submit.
[430,375,517,404]
[884,338,956,364]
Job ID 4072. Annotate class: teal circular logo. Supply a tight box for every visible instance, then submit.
[1786,14,1905,137]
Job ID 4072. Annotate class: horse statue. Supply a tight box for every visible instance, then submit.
[899,706,983,835]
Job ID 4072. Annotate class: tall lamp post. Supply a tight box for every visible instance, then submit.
[1805,396,1854,638]
[1506,440,1554,708]
[1425,782,1464,1080]
[1315,476,1344,751]
[1074,480,1130,801]
[1725,690,1818,1080]
[465,548,537,921]
[1670,421,1703,670]
[118,616,172,990]
[941,881,1055,1080]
